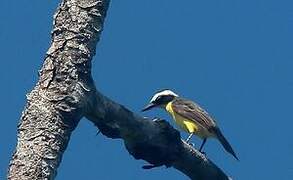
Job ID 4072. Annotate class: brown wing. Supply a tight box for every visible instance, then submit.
[171,98,217,130]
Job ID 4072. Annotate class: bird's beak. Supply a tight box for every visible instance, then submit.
[142,102,156,112]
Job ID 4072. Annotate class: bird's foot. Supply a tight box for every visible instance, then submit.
[188,142,195,147]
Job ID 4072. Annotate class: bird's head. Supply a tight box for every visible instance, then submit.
[142,89,178,112]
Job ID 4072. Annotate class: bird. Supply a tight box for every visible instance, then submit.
[142,89,239,160]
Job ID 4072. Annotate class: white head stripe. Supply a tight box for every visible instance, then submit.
[150,90,178,102]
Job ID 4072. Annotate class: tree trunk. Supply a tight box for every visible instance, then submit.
[8,0,231,180]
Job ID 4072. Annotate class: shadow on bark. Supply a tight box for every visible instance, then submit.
[8,0,231,180]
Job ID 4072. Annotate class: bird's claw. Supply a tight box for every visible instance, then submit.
[188,142,195,147]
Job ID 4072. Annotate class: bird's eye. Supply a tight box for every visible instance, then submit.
[155,96,162,101]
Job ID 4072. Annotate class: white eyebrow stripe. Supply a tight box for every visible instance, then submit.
[150,93,160,102]
[150,90,178,102]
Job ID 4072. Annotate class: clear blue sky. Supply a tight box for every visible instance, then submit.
[1,0,292,179]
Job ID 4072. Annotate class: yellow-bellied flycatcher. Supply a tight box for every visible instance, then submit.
[142,89,239,160]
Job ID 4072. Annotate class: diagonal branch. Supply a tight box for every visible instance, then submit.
[8,0,110,179]
[85,91,231,180]
[8,0,232,179]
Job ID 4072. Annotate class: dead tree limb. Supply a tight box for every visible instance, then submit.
[85,91,230,180]
[8,0,109,179]
[8,0,231,179]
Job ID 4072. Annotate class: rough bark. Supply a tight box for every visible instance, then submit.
[8,0,231,179]
[8,0,109,179]
[85,91,230,180]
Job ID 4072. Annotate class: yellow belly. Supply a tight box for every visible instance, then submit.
[165,101,213,138]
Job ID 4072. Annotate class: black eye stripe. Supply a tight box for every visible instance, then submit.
[155,96,162,101]
[155,95,175,104]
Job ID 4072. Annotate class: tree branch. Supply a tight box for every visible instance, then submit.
[8,0,232,179]
[85,91,230,180]
[8,0,109,179]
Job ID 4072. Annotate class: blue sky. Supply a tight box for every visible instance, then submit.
[1,0,293,179]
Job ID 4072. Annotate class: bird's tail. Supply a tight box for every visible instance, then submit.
[213,127,239,161]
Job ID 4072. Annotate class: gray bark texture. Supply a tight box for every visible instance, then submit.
[7,0,231,180]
